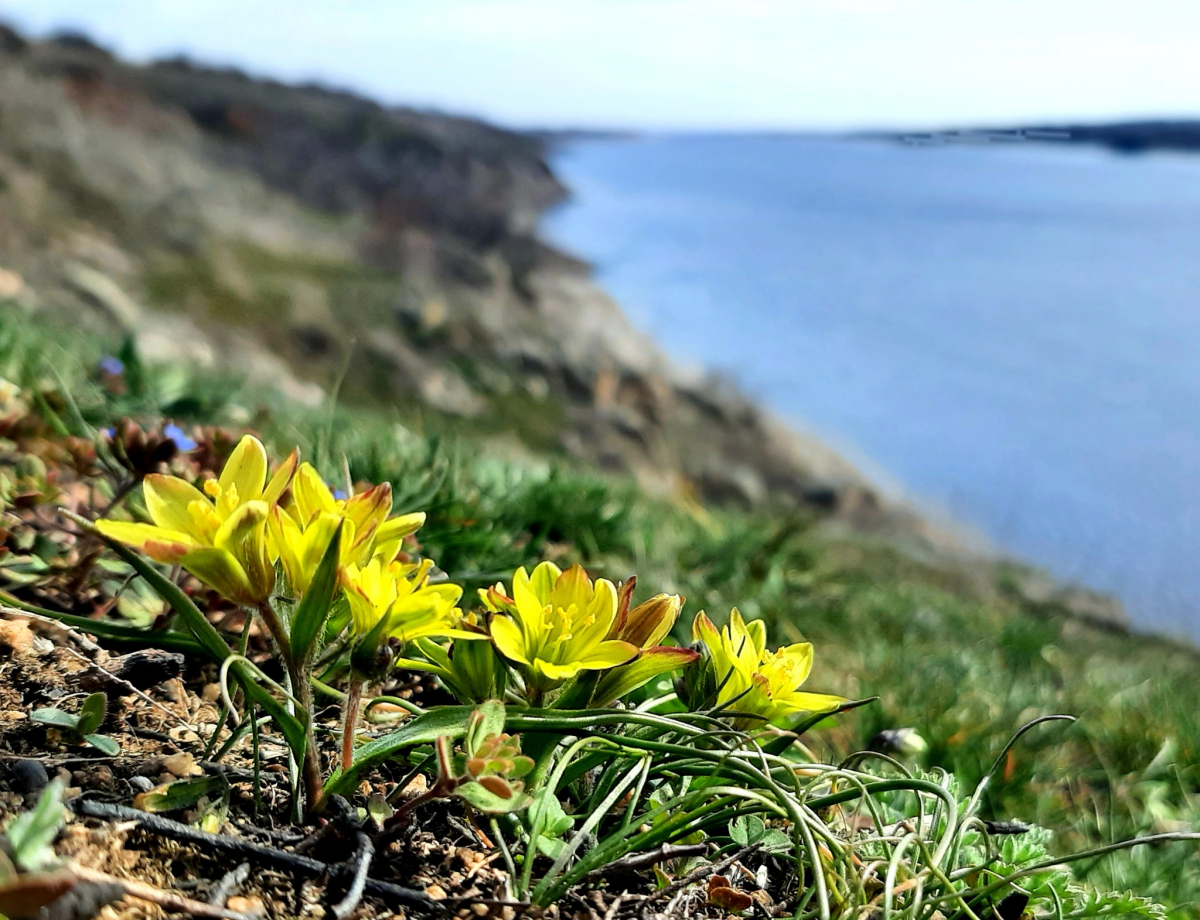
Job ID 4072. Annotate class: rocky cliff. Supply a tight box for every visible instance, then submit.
[0,25,941,539]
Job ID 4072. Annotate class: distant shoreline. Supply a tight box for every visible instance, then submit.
[538,120,1200,157]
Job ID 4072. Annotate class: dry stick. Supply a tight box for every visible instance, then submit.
[78,800,442,913]
[585,844,709,877]
[71,864,260,920]
[207,863,251,907]
[331,830,375,920]
[602,894,624,920]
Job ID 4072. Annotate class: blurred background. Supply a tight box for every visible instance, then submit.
[2,0,1200,907]
[5,1,1200,638]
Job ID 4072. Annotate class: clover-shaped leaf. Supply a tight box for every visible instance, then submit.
[729,815,792,856]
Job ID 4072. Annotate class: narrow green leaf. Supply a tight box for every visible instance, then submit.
[290,522,343,667]
[75,693,107,737]
[82,734,120,756]
[242,680,308,761]
[29,708,78,730]
[324,705,477,797]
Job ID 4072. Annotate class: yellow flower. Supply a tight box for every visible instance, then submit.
[485,562,638,696]
[692,609,843,727]
[96,435,296,606]
[343,556,474,644]
[268,462,425,596]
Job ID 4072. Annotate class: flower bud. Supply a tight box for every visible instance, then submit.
[615,593,683,648]
[676,639,718,711]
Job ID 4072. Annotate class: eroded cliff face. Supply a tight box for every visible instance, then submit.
[0,26,928,536]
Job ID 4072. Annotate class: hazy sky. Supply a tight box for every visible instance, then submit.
[1,0,1198,131]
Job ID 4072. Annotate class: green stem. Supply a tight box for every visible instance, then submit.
[258,601,322,817]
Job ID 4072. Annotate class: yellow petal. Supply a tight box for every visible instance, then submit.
[373,512,426,562]
[181,547,255,605]
[346,583,384,635]
[780,691,845,714]
[727,609,760,673]
[692,611,721,647]
[421,583,464,607]
[511,567,545,635]
[490,615,531,666]
[142,475,210,540]
[219,435,268,501]
[213,500,269,552]
[570,576,618,652]
[479,583,514,614]
[281,512,342,597]
[292,463,338,525]
[574,639,638,670]
[745,616,768,658]
[549,564,592,612]
[263,448,299,505]
[267,505,304,590]
[95,520,200,563]
[528,561,562,605]
[535,659,585,682]
[345,483,392,535]
[773,642,815,688]
[585,577,619,633]
[212,500,273,601]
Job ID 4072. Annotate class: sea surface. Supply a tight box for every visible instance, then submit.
[542,134,1200,641]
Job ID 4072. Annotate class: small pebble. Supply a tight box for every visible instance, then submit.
[9,758,48,793]
[129,775,154,792]
[227,896,265,915]
[162,752,200,777]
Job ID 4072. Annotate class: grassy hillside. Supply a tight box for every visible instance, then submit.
[2,305,1197,914]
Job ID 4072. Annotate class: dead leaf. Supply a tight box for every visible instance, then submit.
[707,875,753,913]
[0,869,78,917]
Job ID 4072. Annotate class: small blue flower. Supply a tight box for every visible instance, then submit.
[163,423,198,452]
[333,489,347,501]
[100,427,115,439]
[98,356,125,376]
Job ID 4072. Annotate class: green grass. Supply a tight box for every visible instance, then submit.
[2,304,1199,914]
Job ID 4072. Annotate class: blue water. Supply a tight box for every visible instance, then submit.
[542,135,1200,641]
